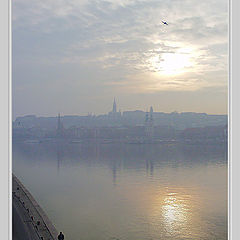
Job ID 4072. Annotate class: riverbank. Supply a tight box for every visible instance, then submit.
[12,174,58,240]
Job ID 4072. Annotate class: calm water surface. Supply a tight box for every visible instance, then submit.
[13,142,228,240]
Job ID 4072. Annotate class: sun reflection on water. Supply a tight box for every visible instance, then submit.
[162,193,189,233]
[149,188,196,238]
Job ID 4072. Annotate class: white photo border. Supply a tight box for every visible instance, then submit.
[230,0,240,239]
[0,0,11,239]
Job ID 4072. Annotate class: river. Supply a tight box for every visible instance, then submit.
[13,141,228,240]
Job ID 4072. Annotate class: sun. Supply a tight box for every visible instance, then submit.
[160,52,192,75]
[149,50,193,76]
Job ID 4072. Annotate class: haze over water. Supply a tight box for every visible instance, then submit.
[13,142,227,240]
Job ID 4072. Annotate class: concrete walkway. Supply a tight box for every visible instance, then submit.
[12,175,59,240]
[13,193,40,240]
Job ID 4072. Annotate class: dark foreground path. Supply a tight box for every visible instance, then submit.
[12,175,58,240]
[12,193,40,240]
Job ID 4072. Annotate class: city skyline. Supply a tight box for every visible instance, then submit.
[13,97,227,120]
[13,0,228,119]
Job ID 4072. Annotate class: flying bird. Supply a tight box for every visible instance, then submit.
[162,21,168,25]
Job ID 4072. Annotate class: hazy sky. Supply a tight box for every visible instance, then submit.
[13,0,228,119]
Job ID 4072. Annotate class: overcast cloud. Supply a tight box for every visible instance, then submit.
[13,0,228,118]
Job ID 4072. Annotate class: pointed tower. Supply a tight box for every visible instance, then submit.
[57,113,61,132]
[145,107,154,140]
[150,106,153,122]
[57,113,64,138]
[145,109,149,123]
[112,98,117,113]
[108,97,121,122]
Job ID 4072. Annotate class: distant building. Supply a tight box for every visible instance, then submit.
[145,106,154,139]
[180,125,227,142]
[56,113,65,138]
[113,98,117,113]
[108,98,121,119]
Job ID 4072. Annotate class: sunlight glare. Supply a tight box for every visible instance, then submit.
[149,49,194,76]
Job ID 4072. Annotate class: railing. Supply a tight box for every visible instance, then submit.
[12,174,58,240]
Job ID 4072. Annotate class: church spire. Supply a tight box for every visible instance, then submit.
[112,98,117,113]
[57,113,61,131]
[57,113,64,138]
[150,106,153,121]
